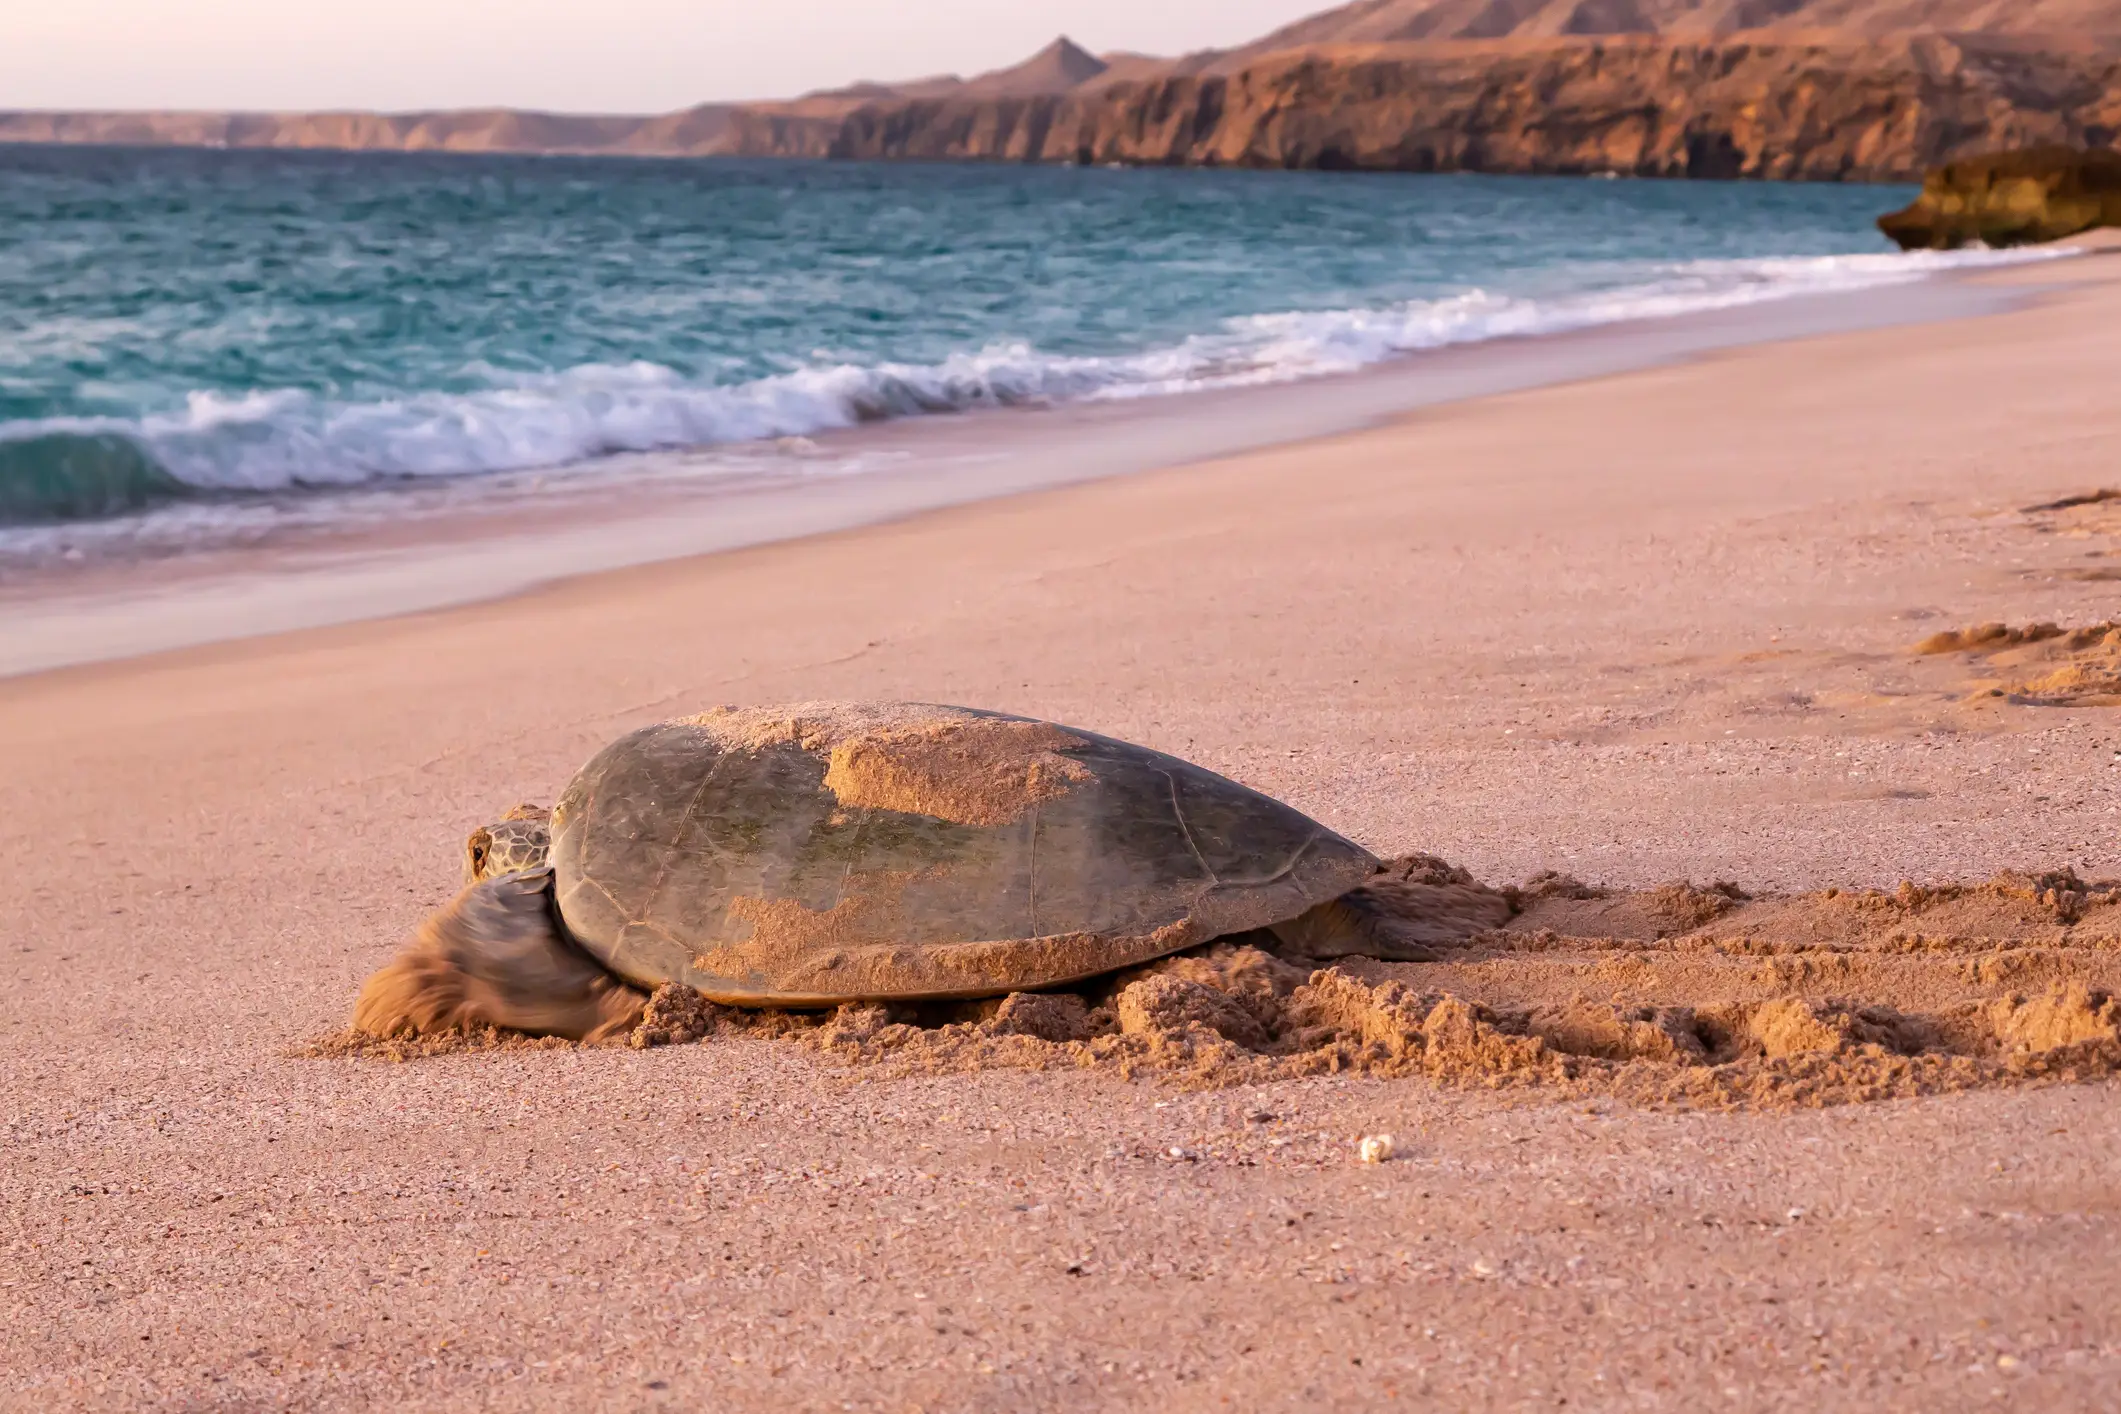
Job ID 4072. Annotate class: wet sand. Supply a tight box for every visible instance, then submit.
[9,241,2121,1409]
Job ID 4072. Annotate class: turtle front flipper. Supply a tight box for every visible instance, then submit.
[354,868,645,1043]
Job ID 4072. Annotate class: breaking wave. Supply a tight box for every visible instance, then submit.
[0,245,2059,527]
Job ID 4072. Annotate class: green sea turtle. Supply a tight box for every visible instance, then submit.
[354,703,1427,1042]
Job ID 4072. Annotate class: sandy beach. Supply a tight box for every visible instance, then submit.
[9,240,2121,1410]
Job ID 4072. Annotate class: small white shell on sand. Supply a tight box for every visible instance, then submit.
[1357,1134,1396,1164]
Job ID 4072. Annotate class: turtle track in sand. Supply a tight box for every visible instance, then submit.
[325,856,2121,1110]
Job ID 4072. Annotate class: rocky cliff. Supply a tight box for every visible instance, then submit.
[810,35,2121,182]
[6,1,2121,182]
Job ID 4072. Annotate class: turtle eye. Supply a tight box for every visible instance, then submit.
[465,829,494,880]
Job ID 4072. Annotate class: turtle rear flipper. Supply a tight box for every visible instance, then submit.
[354,869,645,1042]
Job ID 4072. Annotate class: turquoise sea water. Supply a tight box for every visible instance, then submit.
[0,146,2011,536]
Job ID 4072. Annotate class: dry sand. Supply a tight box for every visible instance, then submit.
[9,245,2121,1409]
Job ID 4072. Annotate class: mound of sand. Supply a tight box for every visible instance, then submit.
[316,859,2121,1110]
[609,946,2121,1110]
[1913,620,2121,705]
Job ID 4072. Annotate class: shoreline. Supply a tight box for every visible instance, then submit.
[0,258,2063,680]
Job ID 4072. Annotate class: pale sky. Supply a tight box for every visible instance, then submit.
[0,1,1335,113]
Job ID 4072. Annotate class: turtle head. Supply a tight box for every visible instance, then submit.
[464,803,553,884]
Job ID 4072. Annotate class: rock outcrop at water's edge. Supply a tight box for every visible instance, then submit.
[1879,146,2121,247]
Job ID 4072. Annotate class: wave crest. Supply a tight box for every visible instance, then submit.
[0,245,2061,526]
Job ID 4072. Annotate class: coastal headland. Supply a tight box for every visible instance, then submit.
[8,239,2121,1407]
[6,0,2121,180]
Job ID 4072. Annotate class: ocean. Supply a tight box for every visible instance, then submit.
[0,145,2040,556]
